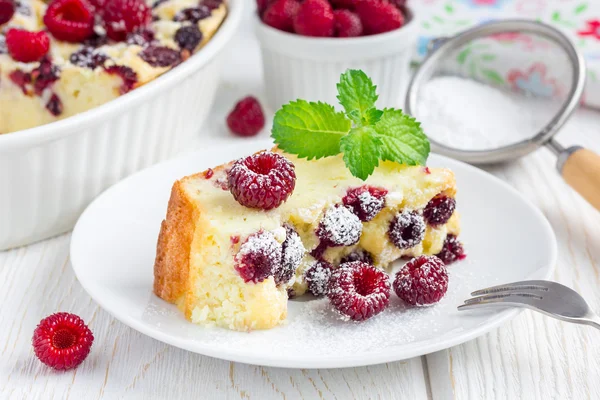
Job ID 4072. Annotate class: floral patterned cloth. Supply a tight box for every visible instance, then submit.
[411,0,600,109]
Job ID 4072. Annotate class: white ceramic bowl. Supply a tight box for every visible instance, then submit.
[0,0,244,251]
[255,8,418,111]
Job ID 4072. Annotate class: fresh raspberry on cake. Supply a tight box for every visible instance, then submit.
[435,234,466,265]
[388,210,425,249]
[333,9,362,37]
[262,0,300,33]
[355,0,404,35]
[5,29,50,63]
[317,204,362,247]
[44,0,95,43]
[293,0,335,37]
[304,261,334,296]
[227,151,296,210]
[328,261,391,321]
[0,0,15,25]
[226,96,265,137]
[32,312,94,370]
[343,185,387,221]
[102,0,152,41]
[423,194,456,226]
[393,256,448,306]
[235,230,282,283]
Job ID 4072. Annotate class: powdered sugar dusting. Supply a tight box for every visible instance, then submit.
[318,205,362,246]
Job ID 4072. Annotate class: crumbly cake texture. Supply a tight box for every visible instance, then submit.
[154,148,460,332]
[0,0,227,134]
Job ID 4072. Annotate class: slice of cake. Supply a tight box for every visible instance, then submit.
[154,149,460,331]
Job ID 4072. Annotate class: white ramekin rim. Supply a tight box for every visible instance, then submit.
[0,0,244,152]
[254,7,419,61]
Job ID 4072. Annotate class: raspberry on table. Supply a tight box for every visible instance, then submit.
[304,261,334,296]
[388,210,425,249]
[262,0,299,33]
[327,261,391,321]
[227,151,296,210]
[276,225,304,285]
[175,25,202,51]
[355,0,404,35]
[394,256,448,305]
[235,230,282,283]
[226,96,265,137]
[435,234,466,265]
[423,194,456,226]
[0,0,15,25]
[44,0,94,43]
[102,0,152,41]
[317,205,363,247]
[5,29,50,63]
[32,312,94,370]
[343,185,387,222]
[139,45,182,67]
[293,0,335,37]
[333,9,362,37]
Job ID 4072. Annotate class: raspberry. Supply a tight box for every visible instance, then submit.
[104,65,137,93]
[276,225,304,285]
[343,185,387,222]
[235,230,282,283]
[333,9,362,37]
[328,262,390,321]
[32,312,94,370]
[317,205,362,247]
[256,0,272,15]
[70,46,109,69]
[139,45,181,67]
[393,256,448,305]
[126,28,155,46]
[9,70,30,94]
[423,194,456,226]
[387,0,407,9]
[173,6,210,23]
[388,210,425,250]
[227,151,296,210]
[340,249,373,265]
[202,0,222,9]
[46,94,63,116]
[175,25,202,51]
[102,0,151,41]
[0,0,15,25]
[330,0,356,9]
[44,0,94,43]
[355,0,404,35]
[304,261,334,296]
[226,96,265,136]
[435,234,466,265]
[293,0,335,37]
[5,29,50,63]
[31,57,60,95]
[262,0,299,33]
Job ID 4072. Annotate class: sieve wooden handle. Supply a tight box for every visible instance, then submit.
[560,147,600,211]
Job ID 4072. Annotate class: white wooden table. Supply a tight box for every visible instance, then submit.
[2,8,600,400]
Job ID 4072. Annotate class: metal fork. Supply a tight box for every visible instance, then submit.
[458,280,600,330]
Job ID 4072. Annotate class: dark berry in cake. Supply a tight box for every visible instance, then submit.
[341,249,373,265]
[32,312,94,370]
[317,205,362,247]
[423,194,456,226]
[388,210,425,249]
[31,58,60,95]
[227,151,296,210]
[343,185,387,222]
[202,0,222,10]
[103,0,152,41]
[126,28,156,46]
[139,45,182,67]
[435,234,466,265]
[333,9,362,37]
[173,6,211,23]
[0,0,15,25]
[175,25,203,52]
[5,29,50,63]
[393,256,448,306]
[327,261,390,321]
[70,46,109,69]
[9,70,30,94]
[262,0,300,33]
[104,65,138,93]
[355,0,404,35]
[293,0,335,37]
[226,96,265,136]
[204,168,214,179]
[235,230,282,283]
[46,94,63,116]
[83,33,110,48]
[44,0,94,43]
[276,225,304,285]
[305,261,334,297]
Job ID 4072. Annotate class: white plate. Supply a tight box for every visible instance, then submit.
[71,140,556,369]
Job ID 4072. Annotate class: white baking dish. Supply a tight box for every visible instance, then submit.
[0,0,244,250]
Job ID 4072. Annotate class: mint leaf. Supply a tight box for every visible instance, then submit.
[337,70,379,124]
[364,108,383,125]
[374,109,430,166]
[272,100,351,160]
[340,127,383,180]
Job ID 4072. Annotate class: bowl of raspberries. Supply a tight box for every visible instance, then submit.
[255,0,417,110]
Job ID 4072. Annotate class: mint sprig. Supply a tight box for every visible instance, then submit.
[271,70,430,180]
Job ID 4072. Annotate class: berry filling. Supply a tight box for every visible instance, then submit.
[126,28,156,46]
[227,151,296,210]
[340,249,373,265]
[226,96,265,137]
[175,25,202,52]
[342,185,387,222]
[388,210,425,250]
[235,230,282,283]
[43,0,95,43]
[70,46,109,69]
[31,57,61,95]
[317,205,362,247]
[304,261,334,297]
[327,261,391,321]
[276,225,304,285]
[46,93,63,116]
[104,65,138,93]
[393,255,448,306]
[423,194,456,226]
[139,45,182,67]
[435,234,466,265]
[173,6,211,23]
